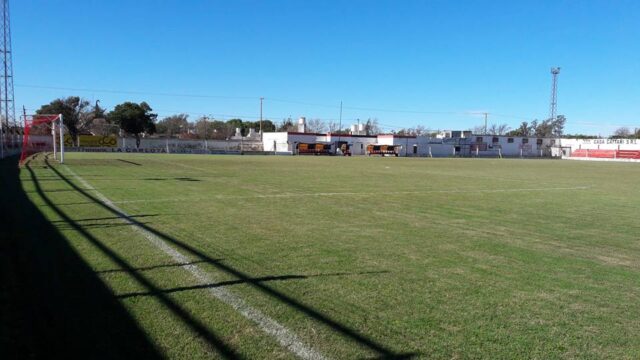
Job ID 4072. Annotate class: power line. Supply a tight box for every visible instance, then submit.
[15,84,257,100]
[16,83,539,121]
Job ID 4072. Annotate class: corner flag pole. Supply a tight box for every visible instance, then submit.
[59,114,64,163]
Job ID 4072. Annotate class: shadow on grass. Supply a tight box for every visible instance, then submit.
[53,221,154,231]
[49,214,159,223]
[117,159,142,166]
[144,177,202,182]
[116,271,391,299]
[0,156,162,359]
[20,157,242,359]
[96,259,210,275]
[43,157,416,359]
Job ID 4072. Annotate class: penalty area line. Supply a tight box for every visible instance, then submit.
[62,165,327,360]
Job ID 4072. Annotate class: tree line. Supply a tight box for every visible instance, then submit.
[34,97,388,145]
[611,127,640,139]
[35,96,284,147]
[34,96,638,145]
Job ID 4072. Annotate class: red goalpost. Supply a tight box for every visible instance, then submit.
[19,114,64,164]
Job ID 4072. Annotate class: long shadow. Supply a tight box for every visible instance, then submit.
[116,271,389,299]
[23,158,241,359]
[117,274,309,299]
[44,158,414,359]
[144,177,202,182]
[96,259,210,275]
[50,214,159,223]
[53,221,154,231]
[117,159,142,166]
[0,157,162,359]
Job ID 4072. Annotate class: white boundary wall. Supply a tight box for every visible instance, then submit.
[30,132,640,161]
[566,157,640,163]
[560,138,640,152]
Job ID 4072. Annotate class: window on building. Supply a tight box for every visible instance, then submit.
[522,138,529,144]
[492,137,499,143]
[476,136,483,143]
[508,138,514,143]
[536,138,543,145]
[550,139,556,146]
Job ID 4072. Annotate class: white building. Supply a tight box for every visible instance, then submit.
[464,135,558,157]
[261,132,458,156]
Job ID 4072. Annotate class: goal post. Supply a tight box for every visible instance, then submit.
[20,113,64,164]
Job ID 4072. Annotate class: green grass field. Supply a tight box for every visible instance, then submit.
[2,153,640,359]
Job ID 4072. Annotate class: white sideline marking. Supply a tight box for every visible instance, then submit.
[111,186,591,204]
[63,165,327,360]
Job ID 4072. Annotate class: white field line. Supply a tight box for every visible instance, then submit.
[111,186,592,205]
[63,165,327,360]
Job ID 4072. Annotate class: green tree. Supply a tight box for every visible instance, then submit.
[193,118,232,139]
[260,119,276,132]
[507,121,535,137]
[36,96,92,145]
[226,119,244,135]
[108,102,157,148]
[564,133,598,139]
[156,114,189,137]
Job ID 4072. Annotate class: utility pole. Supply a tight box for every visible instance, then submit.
[259,97,264,139]
[549,67,561,121]
[203,115,208,150]
[337,101,343,154]
[483,112,488,135]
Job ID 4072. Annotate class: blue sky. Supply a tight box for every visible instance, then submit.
[12,0,640,135]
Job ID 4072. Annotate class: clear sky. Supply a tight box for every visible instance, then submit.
[12,0,640,135]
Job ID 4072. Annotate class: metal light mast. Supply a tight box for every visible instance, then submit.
[1,0,15,131]
[549,67,560,121]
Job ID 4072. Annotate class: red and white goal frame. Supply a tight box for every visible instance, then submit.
[19,114,65,164]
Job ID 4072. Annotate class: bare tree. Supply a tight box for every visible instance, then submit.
[487,123,511,135]
[497,123,510,135]
[88,118,119,136]
[277,118,297,132]
[414,125,430,136]
[306,118,327,133]
[613,127,631,138]
[472,125,486,135]
[327,120,340,133]
[364,118,381,135]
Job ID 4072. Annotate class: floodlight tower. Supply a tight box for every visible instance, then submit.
[0,0,15,130]
[549,67,560,121]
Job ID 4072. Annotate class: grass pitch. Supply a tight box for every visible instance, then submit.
[2,153,640,359]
